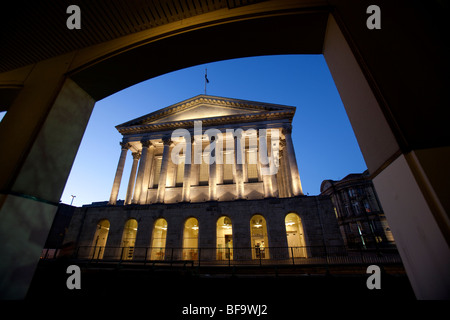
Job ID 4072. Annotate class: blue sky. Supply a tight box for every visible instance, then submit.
[59,54,367,206]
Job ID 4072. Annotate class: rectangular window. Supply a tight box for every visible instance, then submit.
[175,158,185,187]
[352,202,360,215]
[247,150,258,182]
[364,200,371,212]
[199,154,209,185]
[152,157,162,188]
[223,151,234,184]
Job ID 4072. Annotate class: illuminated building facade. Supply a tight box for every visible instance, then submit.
[320,171,395,249]
[63,95,344,262]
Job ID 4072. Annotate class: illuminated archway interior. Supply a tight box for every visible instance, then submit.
[285,213,307,258]
[183,217,199,260]
[91,219,110,259]
[150,218,168,260]
[250,214,269,260]
[216,216,233,260]
[121,218,138,260]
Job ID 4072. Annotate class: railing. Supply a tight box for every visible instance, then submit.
[41,244,402,267]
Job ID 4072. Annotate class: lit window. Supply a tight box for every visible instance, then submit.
[121,219,138,260]
[150,218,168,260]
[183,217,199,260]
[285,213,307,258]
[152,157,162,188]
[91,219,110,259]
[247,150,258,182]
[250,214,269,259]
[223,151,234,184]
[217,216,233,260]
[199,154,209,185]
[175,157,185,187]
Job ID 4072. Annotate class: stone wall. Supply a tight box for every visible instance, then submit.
[64,195,344,259]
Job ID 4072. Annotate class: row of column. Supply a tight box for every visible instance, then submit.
[108,129,302,205]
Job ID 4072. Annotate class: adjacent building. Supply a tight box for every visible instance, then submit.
[320,171,395,249]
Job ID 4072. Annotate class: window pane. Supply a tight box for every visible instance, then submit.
[183,218,199,260]
[199,154,209,185]
[250,215,269,259]
[217,216,233,260]
[151,218,167,260]
[153,157,162,188]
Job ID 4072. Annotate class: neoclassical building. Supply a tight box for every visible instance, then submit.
[108,94,302,205]
[63,95,343,262]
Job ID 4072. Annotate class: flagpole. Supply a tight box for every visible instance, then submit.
[204,68,207,95]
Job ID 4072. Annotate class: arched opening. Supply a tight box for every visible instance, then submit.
[183,217,199,260]
[91,219,110,259]
[150,218,168,260]
[2,1,447,299]
[285,213,307,258]
[121,218,138,260]
[216,216,233,261]
[250,214,269,260]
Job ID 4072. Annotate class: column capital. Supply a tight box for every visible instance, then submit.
[162,136,173,146]
[132,152,141,160]
[282,126,292,135]
[258,129,267,137]
[120,142,131,150]
[233,132,243,140]
[140,139,153,148]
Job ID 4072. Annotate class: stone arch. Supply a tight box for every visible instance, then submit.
[120,218,138,260]
[216,216,233,261]
[0,1,448,299]
[183,217,199,260]
[250,214,269,260]
[90,219,110,259]
[285,212,307,258]
[150,218,168,260]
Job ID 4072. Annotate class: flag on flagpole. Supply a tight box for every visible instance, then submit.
[205,68,209,83]
[204,68,209,94]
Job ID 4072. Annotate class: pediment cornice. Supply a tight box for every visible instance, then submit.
[117,109,294,135]
[116,95,296,133]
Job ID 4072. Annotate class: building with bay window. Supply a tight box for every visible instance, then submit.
[320,171,395,249]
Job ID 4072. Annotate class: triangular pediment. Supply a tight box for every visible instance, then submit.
[116,95,295,134]
[147,103,261,124]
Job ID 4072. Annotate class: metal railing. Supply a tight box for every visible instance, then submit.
[41,244,402,267]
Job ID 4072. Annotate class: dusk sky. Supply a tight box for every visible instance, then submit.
[59,54,367,206]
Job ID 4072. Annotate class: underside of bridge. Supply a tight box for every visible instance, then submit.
[0,0,449,299]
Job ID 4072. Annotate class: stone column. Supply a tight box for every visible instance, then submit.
[133,139,152,204]
[156,137,173,203]
[216,134,224,185]
[209,136,217,201]
[269,132,279,197]
[125,152,140,204]
[234,133,245,199]
[139,141,155,204]
[283,127,303,196]
[108,142,130,205]
[181,136,194,202]
[277,148,286,197]
[259,130,273,198]
[243,136,248,183]
[280,141,292,197]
